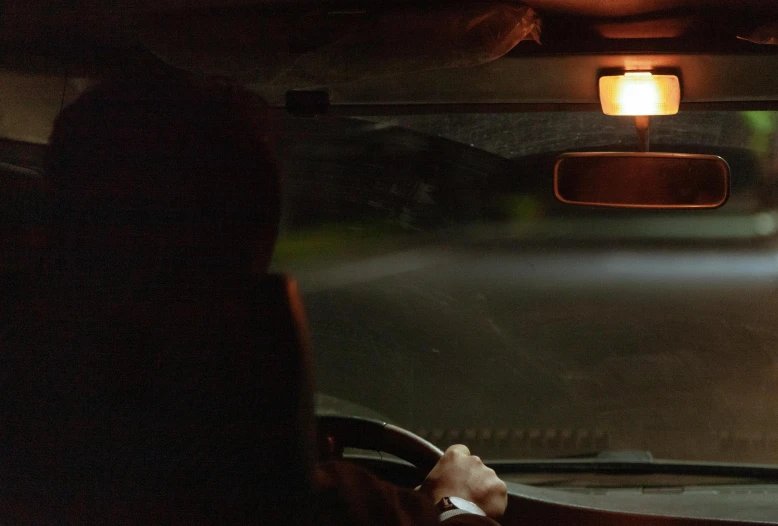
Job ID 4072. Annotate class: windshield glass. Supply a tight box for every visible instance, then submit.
[272,110,778,465]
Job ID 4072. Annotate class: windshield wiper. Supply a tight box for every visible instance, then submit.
[488,450,778,481]
[556,450,655,462]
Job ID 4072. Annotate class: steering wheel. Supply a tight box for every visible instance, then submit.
[317,415,443,475]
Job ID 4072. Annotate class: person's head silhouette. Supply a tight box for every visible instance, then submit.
[46,77,281,297]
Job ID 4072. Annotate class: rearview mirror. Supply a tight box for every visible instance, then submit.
[554,152,730,209]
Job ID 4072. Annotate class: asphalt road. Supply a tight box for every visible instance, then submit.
[296,238,778,465]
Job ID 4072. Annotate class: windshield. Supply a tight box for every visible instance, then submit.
[272,109,778,465]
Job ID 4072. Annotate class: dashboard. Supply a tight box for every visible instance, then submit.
[345,456,778,525]
[503,480,778,525]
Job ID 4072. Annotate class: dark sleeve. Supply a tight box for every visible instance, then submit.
[314,462,499,526]
[443,515,501,526]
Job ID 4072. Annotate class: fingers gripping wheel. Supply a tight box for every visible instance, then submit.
[316,415,443,474]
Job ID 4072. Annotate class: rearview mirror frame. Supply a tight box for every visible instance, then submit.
[554,152,731,209]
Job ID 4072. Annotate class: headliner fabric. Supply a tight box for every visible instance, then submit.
[140,3,541,84]
[522,0,765,16]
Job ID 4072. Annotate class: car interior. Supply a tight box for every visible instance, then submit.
[3,0,778,524]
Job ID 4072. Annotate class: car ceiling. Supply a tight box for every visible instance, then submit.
[525,0,773,17]
[3,0,776,17]
[2,0,776,50]
[1,0,777,145]
[3,0,776,67]
[2,0,777,40]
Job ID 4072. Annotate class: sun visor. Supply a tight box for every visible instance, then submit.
[738,21,778,45]
[139,3,541,85]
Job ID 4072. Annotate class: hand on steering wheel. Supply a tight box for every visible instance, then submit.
[316,415,507,520]
[418,444,508,520]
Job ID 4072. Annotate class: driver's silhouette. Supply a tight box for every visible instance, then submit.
[1,76,506,524]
